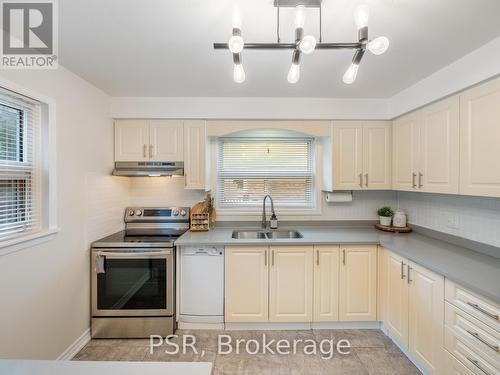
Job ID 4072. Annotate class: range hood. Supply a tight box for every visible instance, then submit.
[112,162,184,177]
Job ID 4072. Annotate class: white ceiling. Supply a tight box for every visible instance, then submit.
[59,0,500,98]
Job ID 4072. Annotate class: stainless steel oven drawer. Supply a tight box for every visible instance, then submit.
[91,317,174,338]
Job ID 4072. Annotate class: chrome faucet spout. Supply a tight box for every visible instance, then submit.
[262,195,276,229]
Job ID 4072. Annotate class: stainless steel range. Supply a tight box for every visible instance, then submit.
[90,207,190,338]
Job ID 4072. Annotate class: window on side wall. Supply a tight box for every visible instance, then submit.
[217,137,315,209]
[0,88,42,241]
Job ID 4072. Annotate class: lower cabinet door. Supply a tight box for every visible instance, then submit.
[339,245,378,321]
[385,251,409,348]
[269,246,313,322]
[225,246,268,323]
[313,245,340,322]
[408,261,445,375]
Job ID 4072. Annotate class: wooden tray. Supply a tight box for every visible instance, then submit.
[375,223,412,233]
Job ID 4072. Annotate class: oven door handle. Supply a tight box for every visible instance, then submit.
[95,250,172,259]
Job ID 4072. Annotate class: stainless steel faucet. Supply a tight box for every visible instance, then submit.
[262,195,278,229]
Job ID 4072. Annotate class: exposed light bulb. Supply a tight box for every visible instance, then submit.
[367,36,389,55]
[343,63,359,84]
[299,35,317,55]
[294,5,306,29]
[233,64,245,83]
[354,4,369,30]
[232,12,242,29]
[228,35,244,54]
[287,63,300,84]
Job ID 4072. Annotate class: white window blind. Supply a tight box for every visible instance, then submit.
[0,88,41,240]
[217,137,314,208]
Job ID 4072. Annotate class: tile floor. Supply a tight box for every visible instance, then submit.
[73,329,421,375]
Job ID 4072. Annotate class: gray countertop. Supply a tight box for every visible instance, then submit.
[175,223,500,304]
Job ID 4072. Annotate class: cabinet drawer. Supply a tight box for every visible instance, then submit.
[445,302,500,366]
[445,280,500,332]
[445,326,499,375]
[443,349,474,375]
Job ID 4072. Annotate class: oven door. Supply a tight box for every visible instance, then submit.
[91,248,173,317]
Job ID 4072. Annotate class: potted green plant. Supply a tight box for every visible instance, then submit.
[377,207,394,226]
[206,193,215,229]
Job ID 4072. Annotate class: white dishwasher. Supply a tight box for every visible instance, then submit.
[179,246,224,324]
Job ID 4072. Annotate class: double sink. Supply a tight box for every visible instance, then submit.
[232,230,303,240]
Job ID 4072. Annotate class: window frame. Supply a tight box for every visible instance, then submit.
[211,135,323,218]
[0,79,59,255]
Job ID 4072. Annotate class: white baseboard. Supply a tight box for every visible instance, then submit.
[311,321,381,330]
[224,322,380,331]
[57,328,91,360]
[178,322,225,330]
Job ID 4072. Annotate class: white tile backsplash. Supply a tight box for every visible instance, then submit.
[85,174,131,244]
[397,192,500,247]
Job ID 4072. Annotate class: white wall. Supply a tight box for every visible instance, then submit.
[397,192,500,248]
[0,68,128,359]
[128,177,396,222]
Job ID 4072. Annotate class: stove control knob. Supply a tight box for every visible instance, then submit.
[128,210,134,216]
[180,210,187,216]
[135,210,143,216]
[173,210,179,216]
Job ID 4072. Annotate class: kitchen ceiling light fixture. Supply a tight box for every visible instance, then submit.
[214,0,389,85]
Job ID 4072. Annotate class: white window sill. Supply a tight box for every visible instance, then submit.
[0,228,60,256]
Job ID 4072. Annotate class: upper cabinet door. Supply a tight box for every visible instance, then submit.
[150,120,184,161]
[114,120,150,162]
[460,79,500,197]
[333,121,364,190]
[269,246,313,323]
[392,113,420,191]
[184,120,208,190]
[363,122,392,190]
[420,96,460,194]
[339,245,377,321]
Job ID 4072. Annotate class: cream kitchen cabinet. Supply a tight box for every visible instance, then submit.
[408,262,445,375]
[383,250,409,348]
[184,120,208,190]
[459,78,500,197]
[225,246,269,323]
[114,120,150,161]
[114,119,184,162]
[339,245,377,321]
[392,96,459,194]
[331,121,391,190]
[269,246,313,322]
[150,120,184,161]
[380,248,445,375]
[313,245,340,322]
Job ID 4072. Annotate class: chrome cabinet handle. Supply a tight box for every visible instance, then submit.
[401,261,406,279]
[412,173,417,188]
[407,265,412,284]
[359,173,363,188]
[466,302,499,321]
[365,173,369,187]
[466,330,499,352]
[466,357,491,375]
[418,172,423,188]
[342,249,346,265]
[264,251,267,267]
[149,144,153,158]
[143,144,147,158]
[316,250,319,266]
